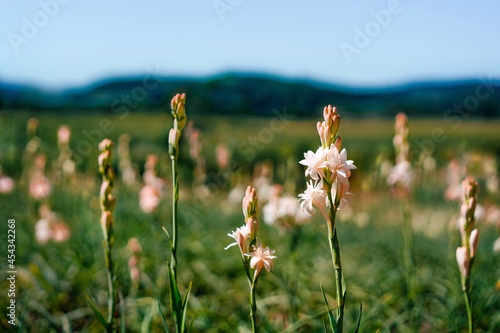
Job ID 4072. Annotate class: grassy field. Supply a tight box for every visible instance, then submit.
[0,110,499,332]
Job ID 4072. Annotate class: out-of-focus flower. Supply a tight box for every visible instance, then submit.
[456,246,469,278]
[35,219,52,244]
[29,174,51,200]
[52,222,70,243]
[35,205,70,244]
[387,161,413,195]
[493,236,500,253]
[216,143,230,170]
[57,125,71,146]
[139,185,162,213]
[0,176,15,194]
[246,244,277,280]
[127,237,142,283]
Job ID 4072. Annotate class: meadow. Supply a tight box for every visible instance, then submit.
[0,110,499,332]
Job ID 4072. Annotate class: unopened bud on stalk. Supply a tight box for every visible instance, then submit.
[242,186,258,220]
[469,229,479,258]
[246,216,258,243]
[101,211,114,244]
[462,176,479,199]
[170,93,187,132]
[169,128,180,157]
[334,135,343,151]
[322,105,340,142]
[456,246,469,278]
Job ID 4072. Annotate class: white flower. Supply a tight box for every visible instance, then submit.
[298,179,326,215]
[246,244,277,280]
[324,146,356,185]
[225,224,250,255]
[331,180,354,210]
[387,161,412,189]
[299,147,328,180]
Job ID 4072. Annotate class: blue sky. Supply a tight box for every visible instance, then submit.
[1,0,499,88]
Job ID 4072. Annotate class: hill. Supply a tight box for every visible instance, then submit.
[1,72,499,118]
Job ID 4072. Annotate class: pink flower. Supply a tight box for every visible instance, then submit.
[299,147,327,180]
[324,146,356,185]
[29,174,51,200]
[52,222,70,243]
[225,224,250,255]
[246,244,277,280]
[57,125,71,145]
[0,176,15,194]
[139,185,162,213]
[298,179,326,216]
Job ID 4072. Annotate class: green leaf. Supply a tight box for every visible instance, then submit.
[84,291,108,329]
[119,292,126,333]
[180,281,192,333]
[157,301,170,333]
[354,303,363,333]
[320,284,338,333]
[168,263,182,320]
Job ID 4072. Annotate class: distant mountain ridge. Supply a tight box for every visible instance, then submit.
[1,72,499,118]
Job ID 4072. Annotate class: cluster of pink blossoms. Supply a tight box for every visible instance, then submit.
[298,106,356,219]
[226,186,277,280]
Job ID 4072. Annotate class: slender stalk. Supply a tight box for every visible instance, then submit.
[105,244,116,332]
[401,199,416,303]
[249,280,258,333]
[326,189,343,332]
[171,157,178,283]
[170,156,181,332]
[462,272,473,333]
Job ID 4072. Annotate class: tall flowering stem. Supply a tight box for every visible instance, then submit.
[298,106,358,332]
[388,113,417,307]
[456,177,479,333]
[225,186,277,333]
[165,93,192,333]
[98,139,117,333]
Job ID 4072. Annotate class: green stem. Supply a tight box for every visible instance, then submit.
[326,189,344,332]
[249,279,258,333]
[171,157,178,283]
[170,156,181,332]
[401,199,416,303]
[105,241,116,333]
[462,276,473,333]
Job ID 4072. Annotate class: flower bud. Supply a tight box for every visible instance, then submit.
[462,176,478,198]
[456,246,469,278]
[101,211,113,237]
[169,128,180,157]
[246,216,258,243]
[334,135,342,151]
[99,139,114,152]
[469,228,479,258]
[242,186,258,220]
